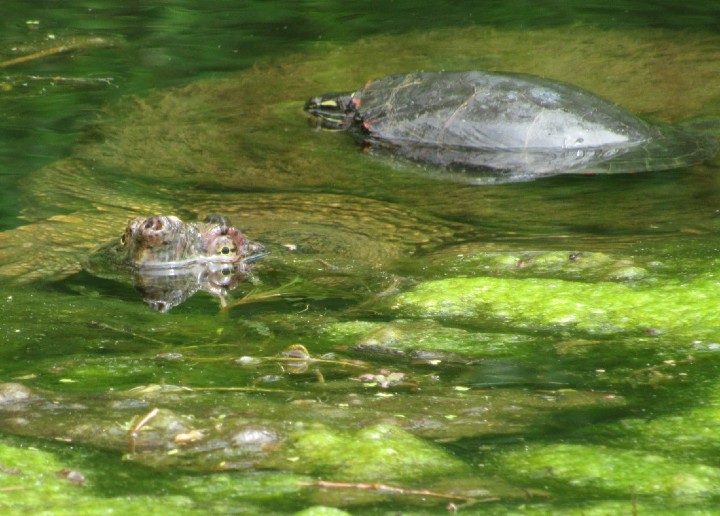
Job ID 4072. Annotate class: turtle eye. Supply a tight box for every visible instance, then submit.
[218,243,236,255]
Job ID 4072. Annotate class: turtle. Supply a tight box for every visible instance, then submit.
[83,214,267,312]
[305,71,718,180]
[95,214,265,271]
[74,199,471,312]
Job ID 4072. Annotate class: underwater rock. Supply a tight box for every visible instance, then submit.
[497,443,720,498]
[391,274,720,337]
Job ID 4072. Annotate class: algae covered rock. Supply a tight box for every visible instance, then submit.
[285,423,468,481]
[497,443,720,498]
[391,274,720,338]
[294,508,351,516]
[422,248,651,283]
[323,319,537,358]
[578,377,720,463]
[0,440,198,514]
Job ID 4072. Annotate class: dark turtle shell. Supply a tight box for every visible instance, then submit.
[305,71,717,179]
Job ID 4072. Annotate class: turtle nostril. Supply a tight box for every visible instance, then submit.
[144,217,164,231]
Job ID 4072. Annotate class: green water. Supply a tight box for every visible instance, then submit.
[2,1,720,514]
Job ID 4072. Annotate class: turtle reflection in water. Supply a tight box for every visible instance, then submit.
[85,215,266,312]
[306,71,718,181]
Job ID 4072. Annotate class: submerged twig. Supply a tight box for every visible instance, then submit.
[127,407,159,455]
[238,344,369,375]
[22,75,115,86]
[89,321,170,347]
[268,355,368,370]
[0,36,118,68]
[630,354,695,383]
[122,383,298,396]
[185,386,297,394]
[222,277,304,311]
[297,480,498,507]
[0,486,24,492]
[0,75,115,90]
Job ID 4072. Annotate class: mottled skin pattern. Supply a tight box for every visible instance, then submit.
[118,214,264,269]
[121,215,202,267]
[87,214,266,312]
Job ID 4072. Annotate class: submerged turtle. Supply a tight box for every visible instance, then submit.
[79,200,467,312]
[305,71,718,180]
[111,214,264,270]
[84,214,266,312]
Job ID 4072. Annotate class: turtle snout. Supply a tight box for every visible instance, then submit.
[304,96,322,113]
[243,241,269,263]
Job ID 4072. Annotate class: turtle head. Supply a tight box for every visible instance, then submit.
[304,92,355,131]
[200,216,267,265]
[122,215,195,266]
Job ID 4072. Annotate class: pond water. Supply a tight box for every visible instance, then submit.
[2,1,720,514]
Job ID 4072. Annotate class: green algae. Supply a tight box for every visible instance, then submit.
[423,250,650,283]
[294,508,351,516]
[0,441,198,515]
[480,500,720,515]
[596,408,720,463]
[393,274,720,338]
[0,415,349,514]
[497,443,720,499]
[574,374,720,465]
[323,319,538,358]
[286,423,468,481]
[0,371,624,474]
